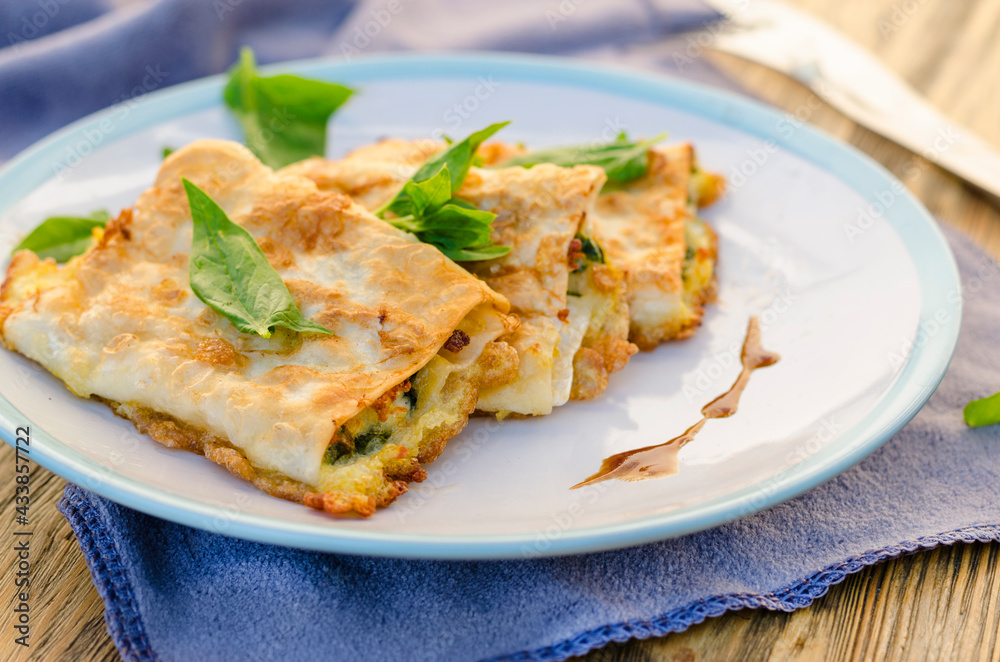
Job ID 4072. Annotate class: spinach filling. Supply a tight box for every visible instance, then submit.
[353,427,392,454]
[573,234,605,270]
[323,442,350,465]
[322,382,419,465]
[402,386,418,410]
[681,246,696,284]
[323,426,394,465]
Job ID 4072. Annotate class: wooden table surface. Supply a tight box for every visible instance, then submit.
[2,0,999,660]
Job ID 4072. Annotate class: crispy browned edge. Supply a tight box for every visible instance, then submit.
[658,170,725,347]
[477,142,639,402]
[480,141,724,352]
[570,263,638,400]
[674,220,720,344]
[96,339,516,518]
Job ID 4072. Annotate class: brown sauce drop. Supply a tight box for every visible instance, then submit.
[571,316,780,489]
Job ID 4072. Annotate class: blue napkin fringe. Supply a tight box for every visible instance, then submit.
[58,483,1000,662]
[494,525,1000,662]
[59,485,156,662]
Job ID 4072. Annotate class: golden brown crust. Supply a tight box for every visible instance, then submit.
[569,347,609,400]
[90,331,518,517]
[283,139,441,210]
[287,142,627,415]
[95,208,132,250]
[459,164,606,318]
[98,364,444,517]
[416,339,518,462]
[195,337,248,371]
[593,144,723,349]
[476,141,526,166]
[286,139,643,413]
[569,263,637,398]
[101,398,367,514]
[677,220,720,340]
[0,140,519,511]
[483,140,722,351]
[692,169,726,208]
[597,145,691,348]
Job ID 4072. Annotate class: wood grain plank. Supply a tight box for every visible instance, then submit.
[0,441,119,662]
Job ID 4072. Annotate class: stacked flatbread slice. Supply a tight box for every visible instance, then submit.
[286,140,637,417]
[1,132,724,518]
[0,140,519,516]
[479,141,724,350]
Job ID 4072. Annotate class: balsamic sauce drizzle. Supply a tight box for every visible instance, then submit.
[571,316,780,489]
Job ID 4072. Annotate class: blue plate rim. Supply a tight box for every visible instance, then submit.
[0,51,961,559]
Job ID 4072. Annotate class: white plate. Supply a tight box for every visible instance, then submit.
[0,53,960,559]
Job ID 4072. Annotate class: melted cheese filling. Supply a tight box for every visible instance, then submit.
[552,286,597,408]
[318,352,475,493]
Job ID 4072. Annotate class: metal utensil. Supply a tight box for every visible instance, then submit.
[701,0,1000,200]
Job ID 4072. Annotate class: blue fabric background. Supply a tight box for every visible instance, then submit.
[2,1,998,660]
[0,0,725,161]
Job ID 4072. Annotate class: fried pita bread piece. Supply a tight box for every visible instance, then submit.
[480,140,724,350]
[0,140,518,516]
[286,139,636,416]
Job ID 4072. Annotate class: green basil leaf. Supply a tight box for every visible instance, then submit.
[402,164,452,216]
[417,121,510,191]
[381,121,510,216]
[13,211,110,262]
[183,179,333,338]
[445,244,511,261]
[389,202,498,250]
[374,123,512,262]
[417,203,496,232]
[162,146,175,159]
[223,47,354,169]
[502,133,665,185]
[964,391,1000,427]
[576,234,605,264]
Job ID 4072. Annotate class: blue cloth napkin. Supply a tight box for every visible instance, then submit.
[2,1,998,660]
